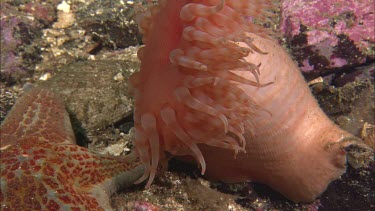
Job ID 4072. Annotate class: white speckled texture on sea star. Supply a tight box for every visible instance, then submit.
[0,87,143,210]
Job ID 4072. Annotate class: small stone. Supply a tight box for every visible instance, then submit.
[57,1,71,13]
[361,122,375,150]
[307,77,324,86]
[53,1,75,29]
[39,73,51,81]
[114,72,125,81]
[53,11,75,29]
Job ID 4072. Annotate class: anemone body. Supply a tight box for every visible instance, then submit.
[195,34,352,202]
[131,0,353,202]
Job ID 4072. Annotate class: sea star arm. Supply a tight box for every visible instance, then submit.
[1,87,76,147]
[0,87,143,210]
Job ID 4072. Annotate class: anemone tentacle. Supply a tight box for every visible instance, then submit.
[132,0,273,187]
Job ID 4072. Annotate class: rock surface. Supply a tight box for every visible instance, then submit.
[280,0,374,75]
[37,48,139,134]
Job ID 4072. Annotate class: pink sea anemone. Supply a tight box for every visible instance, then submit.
[130,0,358,202]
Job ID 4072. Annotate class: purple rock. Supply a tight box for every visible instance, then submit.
[280,0,375,75]
[0,2,57,84]
[0,15,25,82]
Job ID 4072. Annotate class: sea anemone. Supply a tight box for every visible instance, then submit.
[130,0,357,202]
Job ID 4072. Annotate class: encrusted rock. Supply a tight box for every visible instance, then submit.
[280,0,374,75]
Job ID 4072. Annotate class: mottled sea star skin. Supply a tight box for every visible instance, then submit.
[0,87,144,210]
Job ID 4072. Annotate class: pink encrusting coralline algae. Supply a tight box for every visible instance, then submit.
[0,88,143,210]
[280,0,375,72]
[131,0,361,202]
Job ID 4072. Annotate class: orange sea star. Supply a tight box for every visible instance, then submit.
[0,87,143,210]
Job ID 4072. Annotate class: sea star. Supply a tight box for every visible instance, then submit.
[0,87,144,210]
